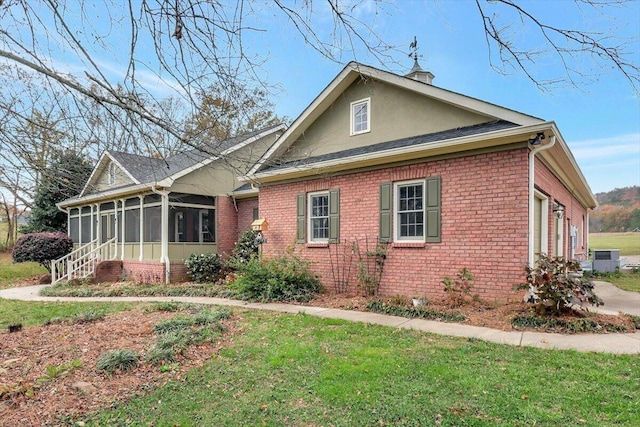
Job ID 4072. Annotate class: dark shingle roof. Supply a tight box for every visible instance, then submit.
[260,120,519,173]
[109,124,283,184]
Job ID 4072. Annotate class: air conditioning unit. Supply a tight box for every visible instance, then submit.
[592,249,622,273]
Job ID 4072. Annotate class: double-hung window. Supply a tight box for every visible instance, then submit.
[350,98,370,135]
[308,192,329,242]
[379,177,441,244]
[395,181,425,241]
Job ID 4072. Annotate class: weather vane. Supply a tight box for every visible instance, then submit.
[408,36,422,62]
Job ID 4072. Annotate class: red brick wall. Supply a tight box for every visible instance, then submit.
[120,261,190,283]
[217,196,238,259]
[259,148,530,301]
[534,158,589,260]
[237,198,258,238]
[94,261,123,283]
[123,261,165,283]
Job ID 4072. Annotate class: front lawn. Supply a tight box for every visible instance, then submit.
[0,299,146,329]
[590,232,640,256]
[589,269,640,293]
[0,251,46,289]
[84,310,639,426]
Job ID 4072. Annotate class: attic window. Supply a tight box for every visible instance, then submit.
[350,98,370,136]
[108,162,116,186]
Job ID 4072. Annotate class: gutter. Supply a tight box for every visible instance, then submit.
[528,135,556,266]
[244,122,556,183]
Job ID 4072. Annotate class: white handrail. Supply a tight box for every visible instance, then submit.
[51,237,117,285]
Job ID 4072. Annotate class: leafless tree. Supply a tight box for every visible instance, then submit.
[474,0,639,92]
[0,0,637,206]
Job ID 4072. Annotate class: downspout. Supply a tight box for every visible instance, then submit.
[528,135,556,266]
[151,186,171,284]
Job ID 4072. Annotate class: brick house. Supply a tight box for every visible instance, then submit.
[243,62,597,300]
[55,125,284,283]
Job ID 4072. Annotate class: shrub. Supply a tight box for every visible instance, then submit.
[96,349,139,374]
[227,229,262,267]
[515,255,603,315]
[145,345,176,365]
[12,232,73,272]
[442,268,475,307]
[228,250,321,303]
[184,253,223,283]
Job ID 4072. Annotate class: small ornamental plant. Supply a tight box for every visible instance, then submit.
[12,232,73,272]
[184,253,223,283]
[227,229,262,267]
[516,255,603,315]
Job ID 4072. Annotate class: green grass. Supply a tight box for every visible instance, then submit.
[0,251,47,289]
[590,232,640,256]
[610,272,640,292]
[84,310,639,426]
[590,269,640,293]
[0,299,145,329]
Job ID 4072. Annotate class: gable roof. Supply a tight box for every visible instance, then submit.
[260,119,519,174]
[247,62,543,177]
[65,124,285,207]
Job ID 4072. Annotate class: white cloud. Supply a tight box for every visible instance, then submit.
[569,133,640,160]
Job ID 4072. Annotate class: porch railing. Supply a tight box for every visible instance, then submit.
[51,237,118,285]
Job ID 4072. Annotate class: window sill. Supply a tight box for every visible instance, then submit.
[391,242,426,248]
[306,242,329,248]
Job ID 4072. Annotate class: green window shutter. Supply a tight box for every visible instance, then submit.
[425,176,441,243]
[296,193,306,243]
[328,189,340,243]
[379,182,392,243]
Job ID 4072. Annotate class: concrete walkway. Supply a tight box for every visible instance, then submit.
[1,284,639,355]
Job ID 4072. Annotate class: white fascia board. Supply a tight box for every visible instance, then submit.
[361,65,542,126]
[247,65,360,176]
[58,183,154,208]
[110,153,142,185]
[80,151,109,197]
[538,122,598,209]
[80,151,142,196]
[229,188,259,199]
[248,62,542,177]
[252,122,556,181]
[166,124,287,185]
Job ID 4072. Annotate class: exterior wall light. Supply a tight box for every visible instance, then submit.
[528,132,546,145]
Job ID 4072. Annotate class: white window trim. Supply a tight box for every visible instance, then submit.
[350,97,371,136]
[393,179,426,243]
[307,191,330,243]
[175,211,184,242]
[199,209,214,243]
[534,190,549,257]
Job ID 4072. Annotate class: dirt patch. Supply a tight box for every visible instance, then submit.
[0,309,238,427]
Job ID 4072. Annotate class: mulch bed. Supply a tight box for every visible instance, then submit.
[0,309,238,427]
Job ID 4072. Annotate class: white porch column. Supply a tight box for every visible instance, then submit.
[120,199,125,261]
[160,191,170,284]
[138,196,144,261]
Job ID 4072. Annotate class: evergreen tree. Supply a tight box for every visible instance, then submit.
[22,151,93,233]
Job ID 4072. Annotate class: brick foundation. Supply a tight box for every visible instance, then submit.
[94,261,123,283]
[122,261,166,283]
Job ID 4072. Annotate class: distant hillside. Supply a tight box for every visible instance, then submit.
[589,186,640,232]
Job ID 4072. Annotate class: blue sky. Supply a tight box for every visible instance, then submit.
[4,0,639,195]
[242,0,640,194]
